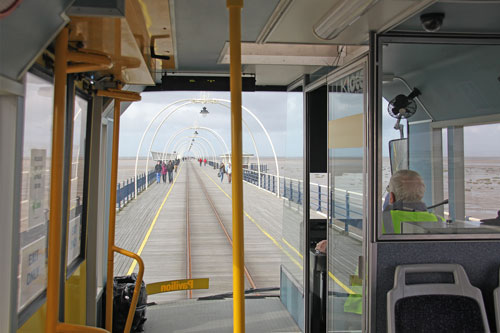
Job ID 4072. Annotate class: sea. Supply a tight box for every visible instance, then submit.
[118,156,500,220]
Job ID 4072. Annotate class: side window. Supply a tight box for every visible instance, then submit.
[379,40,500,238]
[66,94,89,270]
[17,73,53,313]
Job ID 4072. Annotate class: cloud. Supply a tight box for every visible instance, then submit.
[119,91,289,158]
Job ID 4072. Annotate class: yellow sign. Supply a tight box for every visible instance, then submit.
[146,278,209,295]
[328,113,364,149]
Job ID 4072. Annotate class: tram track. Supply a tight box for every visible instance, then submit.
[185,161,257,298]
[185,167,192,299]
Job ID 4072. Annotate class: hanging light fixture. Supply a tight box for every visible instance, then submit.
[200,106,209,117]
[313,0,377,40]
[194,130,199,135]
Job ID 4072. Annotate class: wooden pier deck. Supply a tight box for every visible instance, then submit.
[113,159,356,304]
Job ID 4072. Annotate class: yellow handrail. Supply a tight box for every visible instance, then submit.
[105,87,121,331]
[46,25,111,333]
[66,50,112,74]
[104,21,144,330]
[105,19,123,331]
[46,24,69,333]
[104,86,145,333]
[227,1,245,332]
[113,246,146,333]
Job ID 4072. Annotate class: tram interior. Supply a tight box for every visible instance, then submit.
[2,0,500,332]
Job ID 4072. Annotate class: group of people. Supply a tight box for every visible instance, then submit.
[218,162,232,183]
[155,159,180,184]
[198,158,207,166]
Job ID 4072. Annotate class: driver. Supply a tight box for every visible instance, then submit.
[382,169,443,233]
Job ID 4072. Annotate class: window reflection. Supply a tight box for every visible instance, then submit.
[327,68,365,332]
[66,95,88,267]
[380,42,500,236]
[18,73,53,312]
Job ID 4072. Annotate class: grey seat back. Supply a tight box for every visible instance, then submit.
[387,263,490,333]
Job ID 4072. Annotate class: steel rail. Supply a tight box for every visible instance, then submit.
[191,161,257,290]
[186,164,193,299]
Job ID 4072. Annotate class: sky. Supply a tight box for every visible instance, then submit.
[117,90,500,160]
[119,91,289,158]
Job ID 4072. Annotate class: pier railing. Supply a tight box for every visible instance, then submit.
[116,169,156,209]
[242,169,363,231]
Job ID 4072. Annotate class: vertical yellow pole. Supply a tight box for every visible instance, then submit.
[227,1,244,332]
[105,18,122,331]
[105,93,121,331]
[46,26,68,333]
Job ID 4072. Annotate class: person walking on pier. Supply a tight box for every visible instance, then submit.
[226,163,232,183]
[155,160,162,184]
[161,161,167,184]
[174,158,179,172]
[204,158,207,166]
[219,162,225,183]
[167,160,174,183]
[199,158,202,167]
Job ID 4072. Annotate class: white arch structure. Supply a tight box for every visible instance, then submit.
[161,126,229,162]
[178,143,202,159]
[172,136,216,165]
[151,118,259,187]
[134,98,279,197]
[161,126,262,183]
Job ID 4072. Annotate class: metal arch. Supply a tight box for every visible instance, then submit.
[212,98,280,196]
[178,142,202,158]
[161,124,261,185]
[178,143,203,160]
[144,106,261,187]
[160,126,229,162]
[134,98,279,196]
[134,99,198,196]
[169,135,217,166]
[172,137,209,163]
[143,102,192,191]
[218,103,262,187]
[146,114,260,193]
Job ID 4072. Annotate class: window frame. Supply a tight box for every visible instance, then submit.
[375,33,500,241]
[17,65,54,327]
[65,84,92,278]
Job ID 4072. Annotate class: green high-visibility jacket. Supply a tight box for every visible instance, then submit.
[382,201,444,234]
[344,286,362,314]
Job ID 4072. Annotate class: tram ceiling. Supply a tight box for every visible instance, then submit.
[382,42,500,123]
[154,0,436,87]
[391,1,500,34]
[1,0,438,86]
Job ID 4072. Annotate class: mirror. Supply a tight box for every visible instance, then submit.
[388,138,408,174]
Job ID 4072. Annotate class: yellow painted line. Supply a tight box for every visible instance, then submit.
[200,168,303,270]
[282,237,303,259]
[329,271,355,295]
[201,167,355,295]
[126,165,183,274]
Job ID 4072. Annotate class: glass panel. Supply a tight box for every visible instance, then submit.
[380,42,500,237]
[327,68,365,332]
[17,73,53,312]
[66,95,88,267]
[281,87,304,327]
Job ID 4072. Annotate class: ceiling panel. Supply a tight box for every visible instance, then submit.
[173,0,279,72]
[268,0,437,45]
